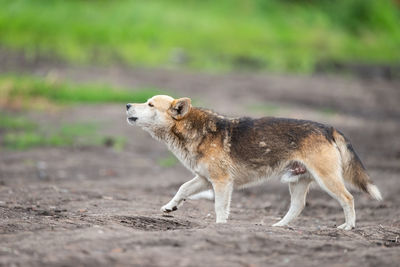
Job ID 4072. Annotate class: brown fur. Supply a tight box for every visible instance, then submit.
[162,106,377,193]
[127,95,382,228]
[332,130,372,193]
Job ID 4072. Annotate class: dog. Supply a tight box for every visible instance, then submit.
[126,95,382,230]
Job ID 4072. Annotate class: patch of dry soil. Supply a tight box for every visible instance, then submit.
[1,64,399,266]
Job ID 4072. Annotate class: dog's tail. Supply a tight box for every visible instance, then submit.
[332,129,382,201]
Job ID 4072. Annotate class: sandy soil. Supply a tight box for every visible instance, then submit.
[1,64,400,266]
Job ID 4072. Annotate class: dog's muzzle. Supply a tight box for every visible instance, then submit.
[128,117,138,122]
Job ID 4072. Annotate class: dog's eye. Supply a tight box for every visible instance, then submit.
[148,103,154,107]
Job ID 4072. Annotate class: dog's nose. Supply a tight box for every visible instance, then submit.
[126,104,132,110]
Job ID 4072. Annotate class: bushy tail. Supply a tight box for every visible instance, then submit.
[333,129,382,201]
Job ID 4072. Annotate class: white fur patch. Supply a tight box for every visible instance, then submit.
[189,190,214,200]
[367,184,383,201]
[281,172,301,183]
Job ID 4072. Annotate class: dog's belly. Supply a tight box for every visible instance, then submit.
[232,163,286,188]
[232,160,308,188]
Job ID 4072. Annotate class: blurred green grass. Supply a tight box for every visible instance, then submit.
[0,113,126,150]
[0,0,398,72]
[0,114,36,131]
[0,75,165,150]
[1,119,96,149]
[0,75,162,109]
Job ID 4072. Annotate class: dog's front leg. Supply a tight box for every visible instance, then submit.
[161,175,210,213]
[212,181,233,223]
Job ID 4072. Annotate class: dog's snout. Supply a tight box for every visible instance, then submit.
[126,103,132,110]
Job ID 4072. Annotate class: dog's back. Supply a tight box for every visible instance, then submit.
[229,117,335,170]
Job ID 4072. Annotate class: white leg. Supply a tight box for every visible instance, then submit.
[273,178,312,227]
[161,175,210,213]
[311,171,356,230]
[189,190,214,200]
[213,182,233,223]
[335,196,355,230]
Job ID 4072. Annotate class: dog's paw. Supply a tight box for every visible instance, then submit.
[337,223,354,231]
[272,221,287,227]
[160,204,178,213]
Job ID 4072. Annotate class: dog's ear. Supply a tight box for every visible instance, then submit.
[169,97,192,120]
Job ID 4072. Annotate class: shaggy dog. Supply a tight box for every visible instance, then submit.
[126,95,382,230]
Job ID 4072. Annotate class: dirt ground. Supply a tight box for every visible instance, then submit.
[1,63,400,266]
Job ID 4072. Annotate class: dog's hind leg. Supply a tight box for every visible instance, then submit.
[304,146,356,230]
[312,169,356,230]
[272,178,312,227]
[161,175,211,213]
[212,181,234,223]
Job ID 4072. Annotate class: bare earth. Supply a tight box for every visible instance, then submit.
[1,64,400,266]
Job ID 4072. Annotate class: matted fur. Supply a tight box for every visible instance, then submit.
[126,95,382,230]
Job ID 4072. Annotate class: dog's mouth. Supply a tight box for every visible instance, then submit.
[128,116,138,122]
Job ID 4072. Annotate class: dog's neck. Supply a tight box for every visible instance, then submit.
[153,107,229,170]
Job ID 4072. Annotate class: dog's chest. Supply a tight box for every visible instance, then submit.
[165,140,198,172]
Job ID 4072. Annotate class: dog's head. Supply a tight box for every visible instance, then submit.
[126,95,192,132]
